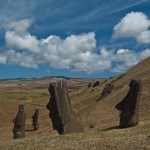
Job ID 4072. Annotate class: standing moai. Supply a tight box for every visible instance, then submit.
[32,108,39,131]
[12,104,26,139]
[46,79,84,134]
[115,79,141,128]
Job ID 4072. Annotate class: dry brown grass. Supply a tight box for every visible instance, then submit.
[0,57,150,149]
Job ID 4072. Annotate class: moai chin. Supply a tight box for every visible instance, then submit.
[115,79,141,128]
[32,108,39,131]
[12,104,26,139]
[46,79,84,134]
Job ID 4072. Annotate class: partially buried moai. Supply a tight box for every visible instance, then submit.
[115,79,141,128]
[32,108,39,131]
[12,104,26,139]
[100,83,114,99]
[46,79,84,134]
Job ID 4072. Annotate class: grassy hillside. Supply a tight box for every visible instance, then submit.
[0,57,150,149]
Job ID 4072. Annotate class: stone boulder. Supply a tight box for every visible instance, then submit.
[115,79,141,128]
[46,79,84,134]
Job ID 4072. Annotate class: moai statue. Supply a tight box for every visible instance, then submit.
[115,79,141,128]
[101,83,114,99]
[88,83,92,88]
[46,79,84,134]
[12,104,26,139]
[32,108,39,131]
[93,81,100,88]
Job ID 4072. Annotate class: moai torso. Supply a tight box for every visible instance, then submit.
[13,104,26,139]
[32,108,39,131]
[115,79,141,128]
[46,79,84,134]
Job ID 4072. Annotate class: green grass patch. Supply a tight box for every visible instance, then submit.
[0,92,45,101]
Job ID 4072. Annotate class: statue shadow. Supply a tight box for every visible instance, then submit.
[101,126,120,131]
[25,129,35,132]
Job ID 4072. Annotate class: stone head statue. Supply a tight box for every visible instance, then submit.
[46,79,84,134]
[32,108,39,131]
[46,82,64,134]
[13,104,26,139]
[115,79,141,128]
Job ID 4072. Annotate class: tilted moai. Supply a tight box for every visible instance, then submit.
[115,79,141,128]
[93,81,100,88]
[100,83,114,99]
[32,108,39,131]
[12,104,26,139]
[46,79,84,134]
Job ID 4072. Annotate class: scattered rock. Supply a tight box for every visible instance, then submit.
[111,74,125,83]
[115,79,142,128]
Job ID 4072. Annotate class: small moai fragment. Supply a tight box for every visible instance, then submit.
[12,104,26,139]
[46,79,84,134]
[115,79,141,128]
[32,108,39,131]
[88,83,92,87]
[93,81,100,88]
[100,83,114,99]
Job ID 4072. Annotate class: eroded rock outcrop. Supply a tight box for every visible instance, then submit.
[46,79,84,134]
[115,79,141,128]
[32,108,39,131]
[12,104,26,139]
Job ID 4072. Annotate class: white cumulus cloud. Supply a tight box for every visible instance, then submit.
[112,48,150,72]
[3,19,33,35]
[1,19,150,74]
[112,12,150,44]
[5,31,40,53]
[0,55,7,64]
[136,30,150,44]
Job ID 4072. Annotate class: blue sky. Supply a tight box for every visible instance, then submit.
[0,0,150,79]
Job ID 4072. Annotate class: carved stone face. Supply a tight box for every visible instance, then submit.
[46,83,63,134]
[115,79,141,128]
[46,79,84,134]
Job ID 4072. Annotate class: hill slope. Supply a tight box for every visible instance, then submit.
[0,57,150,149]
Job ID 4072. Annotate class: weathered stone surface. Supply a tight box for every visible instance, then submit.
[115,79,141,128]
[88,83,92,87]
[46,79,84,134]
[32,108,39,131]
[12,104,26,139]
[100,83,114,99]
[93,81,100,88]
